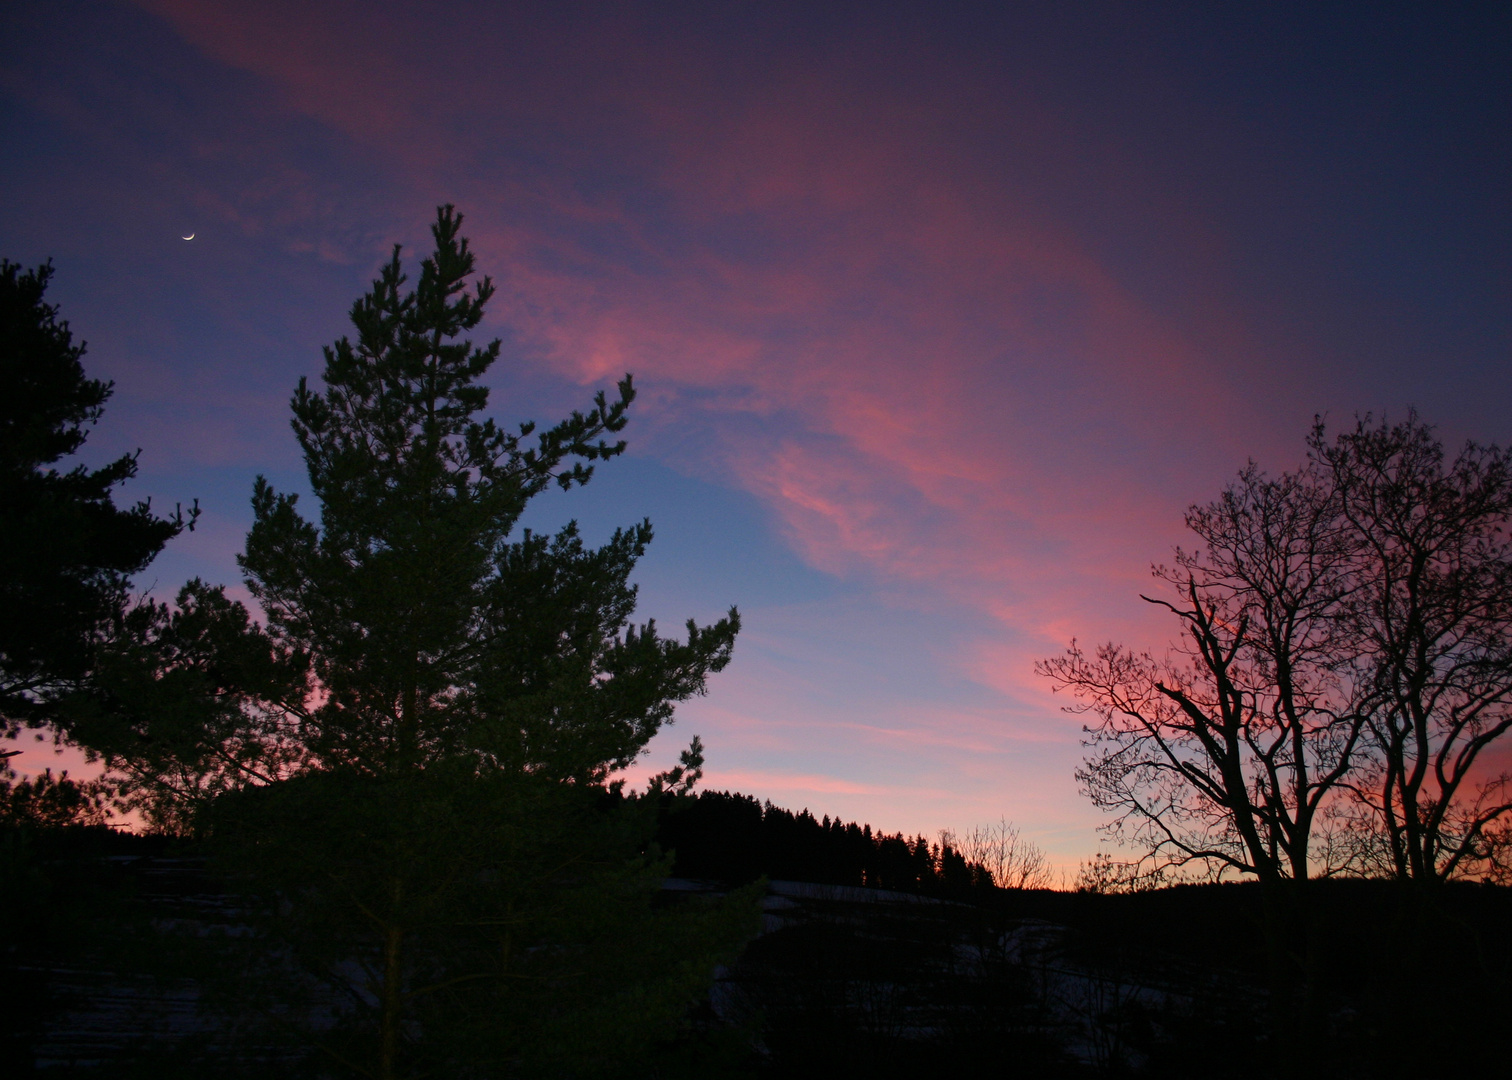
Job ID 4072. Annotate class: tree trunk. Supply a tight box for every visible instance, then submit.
[380,878,405,1080]
[1258,876,1320,1079]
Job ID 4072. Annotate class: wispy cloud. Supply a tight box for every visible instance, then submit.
[14,1,1494,856]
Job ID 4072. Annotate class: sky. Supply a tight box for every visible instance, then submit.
[3,1,1508,871]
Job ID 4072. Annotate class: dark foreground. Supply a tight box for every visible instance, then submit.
[5,826,1508,1078]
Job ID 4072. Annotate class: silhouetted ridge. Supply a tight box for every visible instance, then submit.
[657,790,990,898]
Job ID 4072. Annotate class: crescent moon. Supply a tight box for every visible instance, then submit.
[182,233,195,240]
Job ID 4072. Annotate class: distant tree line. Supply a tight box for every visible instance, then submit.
[659,790,1003,897]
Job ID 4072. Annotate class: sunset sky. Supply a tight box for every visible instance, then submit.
[3,1,1508,870]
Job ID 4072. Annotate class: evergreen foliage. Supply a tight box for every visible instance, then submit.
[238,207,737,782]
[0,765,109,829]
[65,579,307,831]
[0,259,193,733]
[659,790,994,897]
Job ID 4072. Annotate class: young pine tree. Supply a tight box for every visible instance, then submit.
[194,207,747,1077]
[242,206,736,780]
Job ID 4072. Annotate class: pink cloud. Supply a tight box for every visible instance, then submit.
[121,2,1363,853]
